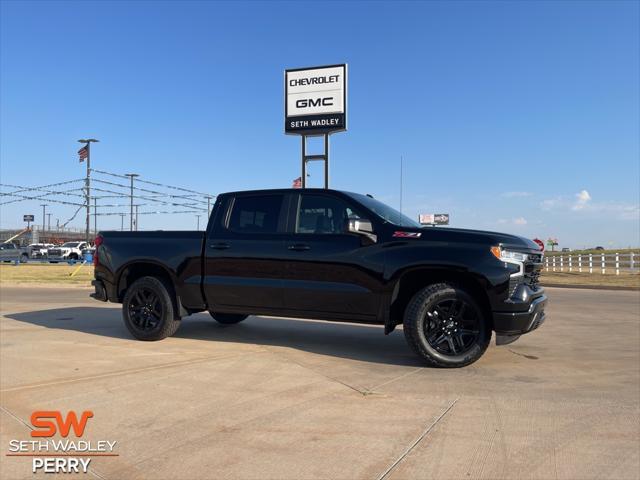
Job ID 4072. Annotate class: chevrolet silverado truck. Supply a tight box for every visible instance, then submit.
[91,189,547,367]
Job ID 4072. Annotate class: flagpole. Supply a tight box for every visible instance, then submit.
[78,138,99,243]
[86,141,91,243]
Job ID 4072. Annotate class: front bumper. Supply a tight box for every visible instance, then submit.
[492,291,548,345]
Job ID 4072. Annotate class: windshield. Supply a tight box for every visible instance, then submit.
[346,193,420,228]
[62,242,80,248]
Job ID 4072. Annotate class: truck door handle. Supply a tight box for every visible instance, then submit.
[210,242,230,250]
[288,244,310,251]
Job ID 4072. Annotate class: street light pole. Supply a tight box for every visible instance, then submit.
[125,174,139,231]
[196,214,201,230]
[119,213,125,231]
[78,138,99,242]
[40,204,48,234]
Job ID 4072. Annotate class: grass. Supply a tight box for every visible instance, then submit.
[0,263,94,286]
[541,271,640,289]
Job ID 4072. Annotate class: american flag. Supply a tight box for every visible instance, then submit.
[292,177,302,188]
[78,145,88,162]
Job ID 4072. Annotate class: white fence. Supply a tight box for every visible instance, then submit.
[544,253,638,275]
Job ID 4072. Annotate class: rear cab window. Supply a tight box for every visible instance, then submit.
[227,194,285,234]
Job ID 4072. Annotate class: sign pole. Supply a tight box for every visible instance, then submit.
[324,134,329,189]
[301,136,307,188]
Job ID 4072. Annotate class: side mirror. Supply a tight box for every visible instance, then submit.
[348,218,377,243]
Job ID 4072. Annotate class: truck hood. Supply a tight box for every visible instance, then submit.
[396,226,541,252]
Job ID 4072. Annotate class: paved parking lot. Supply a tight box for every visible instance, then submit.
[1,286,639,480]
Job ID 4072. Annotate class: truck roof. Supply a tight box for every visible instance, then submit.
[220,188,356,196]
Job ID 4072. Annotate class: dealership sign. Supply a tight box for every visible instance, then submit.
[285,64,347,134]
[23,215,34,222]
[419,213,450,225]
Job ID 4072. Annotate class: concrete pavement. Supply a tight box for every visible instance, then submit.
[0,286,638,479]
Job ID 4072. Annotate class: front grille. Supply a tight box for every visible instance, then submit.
[524,258,543,290]
[509,255,543,296]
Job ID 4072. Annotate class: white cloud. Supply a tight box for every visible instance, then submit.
[497,217,527,226]
[501,191,532,198]
[540,190,639,221]
[572,190,592,210]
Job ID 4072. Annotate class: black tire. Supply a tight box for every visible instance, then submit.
[122,276,181,341]
[403,283,491,368]
[209,312,248,324]
[20,254,28,263]
[69,253,78,260]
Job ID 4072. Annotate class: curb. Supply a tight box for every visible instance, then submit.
[543,283,640,292]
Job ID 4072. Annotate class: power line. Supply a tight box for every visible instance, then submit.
[92,177,208,205]
[91,167,215,198]
[0,191,84,207]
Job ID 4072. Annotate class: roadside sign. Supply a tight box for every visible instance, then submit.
[434,214,449,225]
[285,64,347,134]
[419,214,435,225]
[419,213,450,225]
[23,215,34,222]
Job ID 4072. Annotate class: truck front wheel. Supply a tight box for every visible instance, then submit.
[209,312,248,324]
[123,276,181,341]
[403,283,491,368]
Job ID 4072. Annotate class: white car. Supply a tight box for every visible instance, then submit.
[47,241,90,262]
[27,243,54,258]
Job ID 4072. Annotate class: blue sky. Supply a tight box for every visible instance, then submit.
[1,0,638,248]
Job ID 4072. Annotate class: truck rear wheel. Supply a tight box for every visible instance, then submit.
[403,283,490,368]
[123,276,181,341]
[209,312,248,324]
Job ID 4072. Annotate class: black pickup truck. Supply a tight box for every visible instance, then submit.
[91,188,547,367]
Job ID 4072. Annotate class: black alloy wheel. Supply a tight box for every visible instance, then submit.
[122,276,181,341]
[403,283,491,368]
[424,298,480,356]
[128,287,163,331]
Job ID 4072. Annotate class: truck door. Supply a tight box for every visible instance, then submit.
[281,192,384,320]
[203,193,289,312]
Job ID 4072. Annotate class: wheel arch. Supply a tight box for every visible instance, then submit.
[116,261,182,318]
[388,266,493,333]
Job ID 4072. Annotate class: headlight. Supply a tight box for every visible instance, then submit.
[490,246,528,262]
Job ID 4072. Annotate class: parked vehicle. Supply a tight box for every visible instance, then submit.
[0,242,28,263]
[91,189,548,367]
[561,247,571,252]
[594,246,605,251]
[48,241,90,262]
[27,243,54,258]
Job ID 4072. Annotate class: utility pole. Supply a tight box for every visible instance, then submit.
[206,196,212,216]
[47,213,51,231]
[399,155,403,216]
[40,204,48,233]
[119,213,126,231]
[196,214,201,230]
[93,197,98,235]
[125,174,139,231]
[78,138,99,242]
[135,205,139,231]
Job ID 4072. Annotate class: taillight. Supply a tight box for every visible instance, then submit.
[93,235,103,266]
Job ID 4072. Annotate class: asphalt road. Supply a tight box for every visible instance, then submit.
[1,286,638,480]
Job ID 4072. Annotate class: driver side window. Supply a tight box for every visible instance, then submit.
[296,195,365,235]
